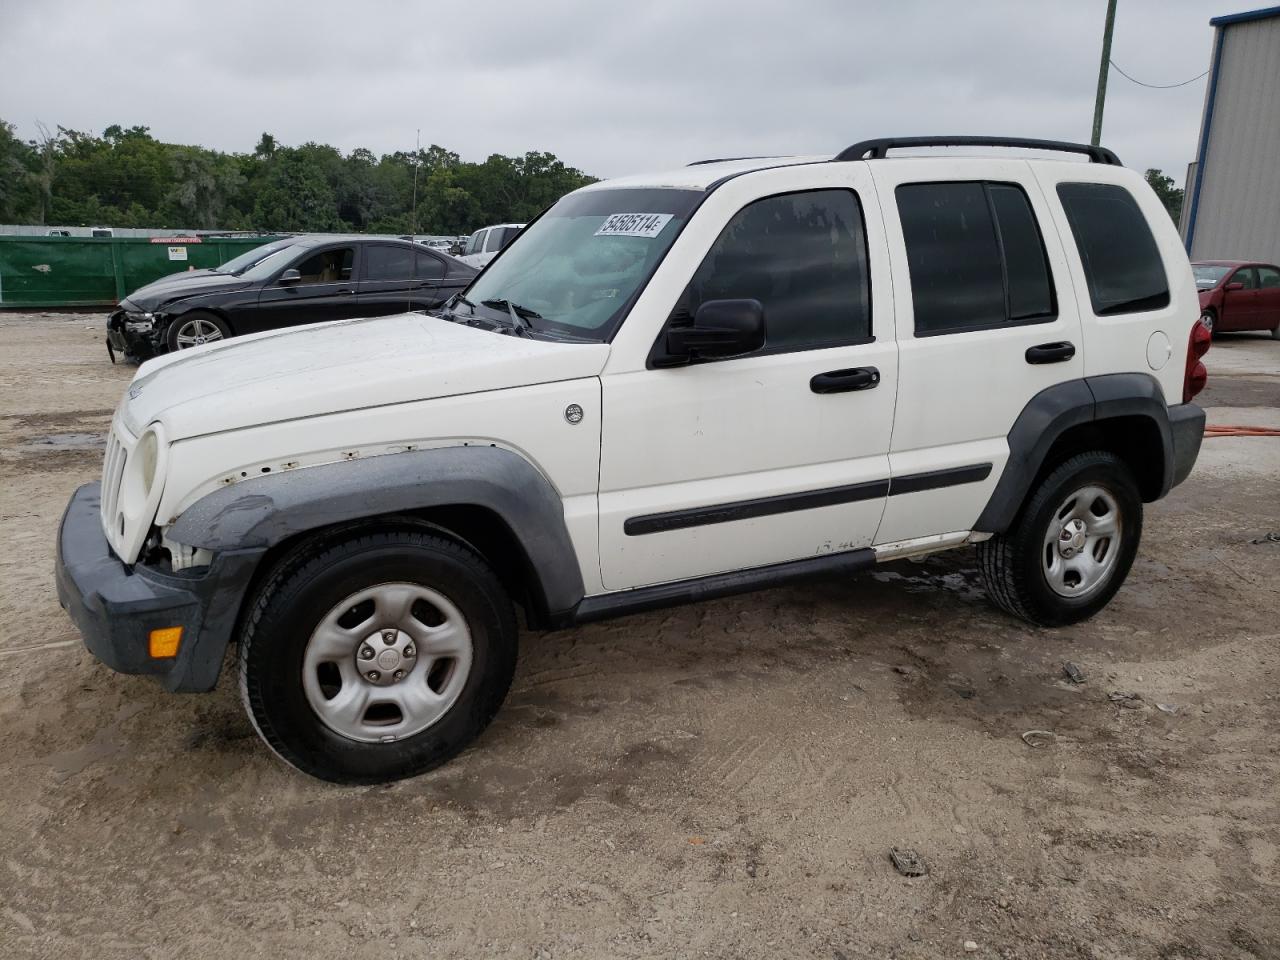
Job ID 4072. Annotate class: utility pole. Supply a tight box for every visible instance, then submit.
[1091,0,1119,146]
[410,128,421,238]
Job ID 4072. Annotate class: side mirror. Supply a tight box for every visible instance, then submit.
[1225,281,1245,292]
[279,268,301,284]
[665,299,765,361]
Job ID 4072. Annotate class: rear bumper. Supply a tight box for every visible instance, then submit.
[1168,402,1205,490]
[55,482,261,692]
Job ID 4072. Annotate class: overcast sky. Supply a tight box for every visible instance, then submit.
[1,0,1230,184]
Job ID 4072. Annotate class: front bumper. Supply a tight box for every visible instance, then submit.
[106,310,163,362]
[55,482,262,692]
[1168,402,1205,489]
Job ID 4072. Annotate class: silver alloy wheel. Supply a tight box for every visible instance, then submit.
[173,316,225,348]
[302,582,474,743]
[1041,485,1122,599]
[1200,311,1214,334]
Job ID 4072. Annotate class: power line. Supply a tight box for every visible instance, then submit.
[1109,59,1209,89]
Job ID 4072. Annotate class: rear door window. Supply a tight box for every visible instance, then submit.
[1257,265,1280,289]
[1056,182,1170,315]
[896,181,1056,336]
[363,245,414,282]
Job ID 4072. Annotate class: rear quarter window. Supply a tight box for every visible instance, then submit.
[1056,182,1170,316]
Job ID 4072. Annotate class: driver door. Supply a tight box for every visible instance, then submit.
[251,245,358,333]
[1222,266,1258,331]
[596,166,898,590]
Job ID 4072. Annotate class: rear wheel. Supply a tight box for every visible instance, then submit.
[238,526,518,783]
[977,451,1142,626]
[167,311,231,351]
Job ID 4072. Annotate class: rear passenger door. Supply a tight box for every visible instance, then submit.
[1257,266,1280,330]
[356,244,417,315]
[870,161,1085,544]
[407,250,451,310]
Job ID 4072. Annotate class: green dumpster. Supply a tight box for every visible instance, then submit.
[0,235,285,309]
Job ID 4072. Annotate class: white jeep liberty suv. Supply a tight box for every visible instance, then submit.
[57,137,1209,783]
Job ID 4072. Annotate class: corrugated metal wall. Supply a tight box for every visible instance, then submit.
[1188,14,1280,263]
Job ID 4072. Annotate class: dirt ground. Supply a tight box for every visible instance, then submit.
[0,312,1277,960]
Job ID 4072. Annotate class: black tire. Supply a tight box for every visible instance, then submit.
[238,526,518,784]
[1270,320,1279,341]
[976,451,1142,627]
[165,310,231,351]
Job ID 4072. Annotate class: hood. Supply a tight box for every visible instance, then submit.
[122,312,611,440]
[122,270,253,311]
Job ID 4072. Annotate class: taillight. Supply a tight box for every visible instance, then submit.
[1183,319,1211,403]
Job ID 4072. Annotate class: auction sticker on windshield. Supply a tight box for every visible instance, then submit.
[594,213,673,239]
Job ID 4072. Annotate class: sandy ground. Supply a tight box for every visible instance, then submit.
[0,313,1277,960]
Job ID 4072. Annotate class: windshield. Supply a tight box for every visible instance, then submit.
[463,188,703,340]
[1193,264,1232,288]
[217,239,297,277]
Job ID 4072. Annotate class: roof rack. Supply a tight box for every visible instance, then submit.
[834,136,1122,166]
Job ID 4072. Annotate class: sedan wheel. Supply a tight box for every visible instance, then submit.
[167,312,231,351]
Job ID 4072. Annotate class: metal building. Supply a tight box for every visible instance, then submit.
[1181,5,1280,262]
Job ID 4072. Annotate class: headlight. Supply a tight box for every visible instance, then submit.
[138,429,159,497]
[124,311,157,330]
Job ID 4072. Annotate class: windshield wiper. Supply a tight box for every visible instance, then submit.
[481,299,541,336]
[438,294,477,320]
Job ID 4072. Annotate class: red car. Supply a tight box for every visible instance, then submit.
[1193,260,1280,338]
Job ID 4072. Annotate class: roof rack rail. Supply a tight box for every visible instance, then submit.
[687,156,778,166]
[834,136,1122,166]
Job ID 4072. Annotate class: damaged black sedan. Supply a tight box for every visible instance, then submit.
[107,235,477,361]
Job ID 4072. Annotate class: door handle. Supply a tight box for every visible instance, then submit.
[810,367,880,394]
[1025,341,1076,364]
[336,288,355,295]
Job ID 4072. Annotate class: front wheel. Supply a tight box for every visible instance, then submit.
[977,451,1142,627]
[1200,310,1216,337]
[166,311,231,351]
[238,527,518,783]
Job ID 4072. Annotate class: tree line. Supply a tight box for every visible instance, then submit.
[0,119,1185,234]
[0,120,597,235]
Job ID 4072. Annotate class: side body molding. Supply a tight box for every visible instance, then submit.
[170,445,586,616]
[974,374,1177,534]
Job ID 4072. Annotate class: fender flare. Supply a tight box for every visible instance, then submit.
[169,445,586,615]
[973,373,1175,533]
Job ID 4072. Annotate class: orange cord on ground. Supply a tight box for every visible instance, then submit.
[1204,425,1280,438]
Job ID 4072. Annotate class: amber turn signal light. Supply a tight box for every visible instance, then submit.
[148,626,183,659]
